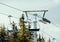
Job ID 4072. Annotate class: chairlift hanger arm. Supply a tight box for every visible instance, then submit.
[23,10,48,20]
[24,11,28,20]
[43,11,47,18]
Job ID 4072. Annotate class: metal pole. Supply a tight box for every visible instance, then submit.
[33,14,37,42]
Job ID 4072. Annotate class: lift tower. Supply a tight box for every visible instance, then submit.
[23,10,48,42]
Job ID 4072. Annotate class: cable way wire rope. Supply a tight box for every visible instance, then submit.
[51,23,60,30]
[0,2,27,19]
[0,2,23,12]
[37,22,60,42]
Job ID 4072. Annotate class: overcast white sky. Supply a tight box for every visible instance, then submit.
[0,0,60,25]
[0,0,60,42]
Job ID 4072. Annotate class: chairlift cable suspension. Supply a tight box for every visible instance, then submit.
[0,2,23,12]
